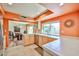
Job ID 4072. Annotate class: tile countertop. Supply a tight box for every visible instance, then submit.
[23,33,60,39]
[42,36,79,56]
[34,33,60,39]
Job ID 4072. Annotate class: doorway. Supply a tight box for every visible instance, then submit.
[8,20,27,48]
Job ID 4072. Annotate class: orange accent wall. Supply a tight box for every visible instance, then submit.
[4,11,20,19]
[3,18,9,48]
[0,5,5,15]
[42,11,79,37]
[60,11,79,37]
[3,11,20,48]
[4,11,36,24]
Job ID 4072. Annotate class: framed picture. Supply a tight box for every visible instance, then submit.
[64,19,74,27]
[14,26,20,32]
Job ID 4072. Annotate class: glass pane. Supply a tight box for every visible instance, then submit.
[42,23,50,34]
[49,22,60,35]
[27,26,34,34]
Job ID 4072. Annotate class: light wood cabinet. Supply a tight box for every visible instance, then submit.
[34,35,39,45]
[48,38,55,42]
[29,35,34,44]
[42,36,48,44]
[24,35,30,46]
[34,35,43,47]
[24,34,34,46]
[24,34,55,47]
[38,35,43,47]
[34,35,55,47]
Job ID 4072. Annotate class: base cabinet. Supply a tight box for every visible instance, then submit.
[38,36,43,47]
[24,35,30,45]
[24,34,55,46]
[29,35,34,44]
[34,35,39,45]
[34,35,55,47]
[24,34,34,46]
[34,35,43,47]
[48,38,55,42]
[42,36,48,45]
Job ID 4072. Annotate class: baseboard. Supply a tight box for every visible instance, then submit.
[61,35,79,39]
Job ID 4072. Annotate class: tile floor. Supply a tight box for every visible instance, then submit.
[9,40,23,48]
[0,49,3,56]
[5,44,44,56]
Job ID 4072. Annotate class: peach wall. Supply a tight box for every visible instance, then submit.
[42,11,79,37]
[4,11,20,19]
[60,11,79,37]
[3,18,9,48]
[3,12,20,48]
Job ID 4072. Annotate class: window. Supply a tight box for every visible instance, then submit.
[27,26,34,34]
[49,22,60,35]
[42,21,60,36]
[42,23,50,34]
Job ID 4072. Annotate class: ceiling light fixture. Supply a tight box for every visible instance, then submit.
[8,3,13,5]
[59,3,64,6]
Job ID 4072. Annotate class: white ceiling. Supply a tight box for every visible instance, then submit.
[39,3,79,21]
[2,3,47,18]
[1,3,79,21]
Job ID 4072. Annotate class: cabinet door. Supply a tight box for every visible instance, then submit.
[34,35,39,45]
[48,38,55,42]
[30,35,34,44]
[34,35,36,44]
[24,35,30,46]
[38,35,43,47]
[42,36,48,44]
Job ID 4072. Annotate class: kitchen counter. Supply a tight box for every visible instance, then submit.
[34,33,60,39]
[24,33,60,39]
[42,36,79,56]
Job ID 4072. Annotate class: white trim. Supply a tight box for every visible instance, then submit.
[61,35,79,39]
